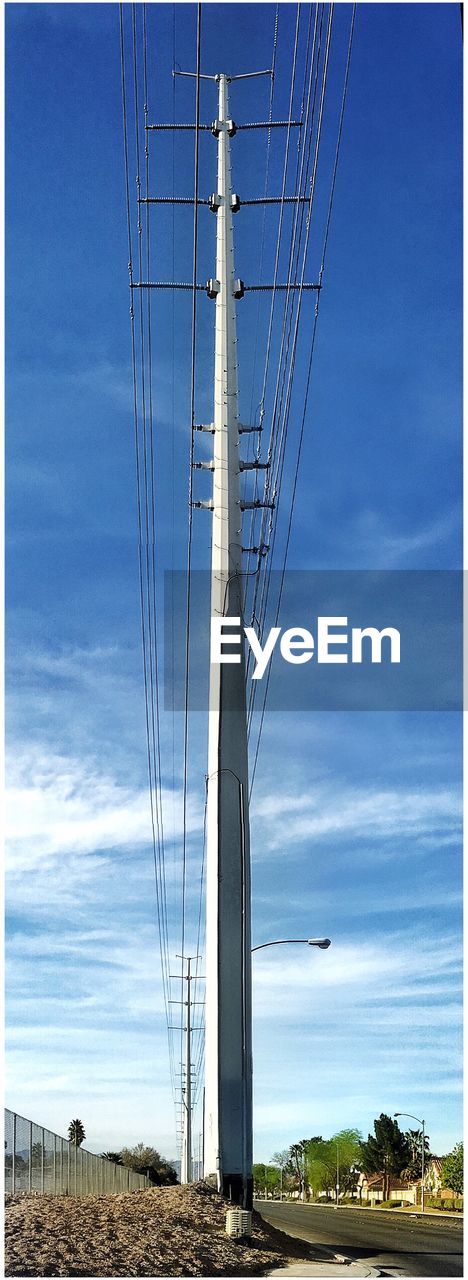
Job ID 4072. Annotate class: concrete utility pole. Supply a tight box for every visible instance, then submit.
[181,957,194,1185]
[171,954,200,1185]
[141,57,318,1211]
[204,72,253,1208]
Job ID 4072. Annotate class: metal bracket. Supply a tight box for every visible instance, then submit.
[209,193,222,212]
[240,196,310,206]
[233,279,245,299]
[236,120,302,130]
[241,499,275,510]
[239,460,268,471]
[241,545,269,555]
[146,122,211,131]
[244,283,321,292]
[131,281,206,291]
[211,118,236,137]
[138,196,210,206]
[206,278,221,298]
[192,500,214,510]
[193,460,214,471]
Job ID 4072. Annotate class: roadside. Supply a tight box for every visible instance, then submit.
[257,1200,462,1222]
[256,1198,463,1279]
[5,1183,346,1278]
[269,1265,380,1277]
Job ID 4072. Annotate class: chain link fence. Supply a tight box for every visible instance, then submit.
[5,1110,149,1195]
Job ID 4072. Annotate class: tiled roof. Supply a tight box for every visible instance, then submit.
[362,1172,411,1191]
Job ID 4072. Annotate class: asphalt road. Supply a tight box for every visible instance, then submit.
[255,1200,463,1277]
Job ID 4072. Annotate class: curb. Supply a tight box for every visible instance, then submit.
[266,1240,382,1277]
[268,1261,381,1278]
[314,1204,463,1223]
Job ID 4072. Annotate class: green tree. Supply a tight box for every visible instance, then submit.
[289,1138,318,1199]
[100,1152,123,1164]
[68,1119,86,1147]
[272,1150,291,1198]
[253,1163,268,1196]
[360,1114,411,1201]
[252,1162,280,1198]
[402,1128,431,1182]
[331,1129,363,1200]
[120,1143,178,1185]
[442,1143,463,1195]
[304,1138,335,1199]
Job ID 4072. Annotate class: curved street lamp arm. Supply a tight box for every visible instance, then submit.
[251,938,331,952]
[251,939,309,952]
[394,1112,424,1126]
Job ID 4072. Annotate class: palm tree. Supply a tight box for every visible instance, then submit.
[68,1119,86,1147]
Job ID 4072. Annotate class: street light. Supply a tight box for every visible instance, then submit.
[394,1112,426,1213]
[251,936,331,1204]
[251,938,331,952]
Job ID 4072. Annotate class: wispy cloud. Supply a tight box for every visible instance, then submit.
[351,508,460,567]
[252,781,461,851]
[6,748,203,870]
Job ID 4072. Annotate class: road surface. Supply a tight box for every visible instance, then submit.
[255,1200,463,1277]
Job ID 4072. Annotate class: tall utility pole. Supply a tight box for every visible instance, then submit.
[204,72,253,1209]
[181,956,194,1185]
[127,26,320,1215]
[171,954,200,1186]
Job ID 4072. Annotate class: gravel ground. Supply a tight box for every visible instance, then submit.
[5,1182,312,1277]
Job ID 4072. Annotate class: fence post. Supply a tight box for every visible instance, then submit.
[41,1128,45,1193]
[67,1142,70,1195]
[61,1140,64,1194]
[74,1144,77,1196]
[28,1121,32,1193]
[12,1112,16,1193]
[53,1134,57,1195]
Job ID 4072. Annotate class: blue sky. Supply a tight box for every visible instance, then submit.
[6,3,462,1163]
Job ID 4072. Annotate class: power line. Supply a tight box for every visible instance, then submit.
[244,3,302,587]
[119,3,176,1108]
[180,0,203,1128]
[249,2,356,797]
[246,1,322,701]
[249,4,333,746]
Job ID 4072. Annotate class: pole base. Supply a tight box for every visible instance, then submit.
[222,1173,253,1210]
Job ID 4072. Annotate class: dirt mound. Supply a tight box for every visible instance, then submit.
[5,1181,310,1277]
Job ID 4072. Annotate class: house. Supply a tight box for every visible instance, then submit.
[424,1157,445,1195]
[357,1171,415,1205]
[358,1158,454,1207]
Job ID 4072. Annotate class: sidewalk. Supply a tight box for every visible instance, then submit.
[269,1262,380,1277]
[268,1245,381,1277]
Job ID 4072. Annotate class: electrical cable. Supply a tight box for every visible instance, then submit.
[248,6,331,740]
[119,4,176,1107]
[246,2,319,697]
[179,0,203,1138]
[249,2,356,796]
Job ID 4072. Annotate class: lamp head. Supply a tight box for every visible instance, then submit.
[308,938,331,949]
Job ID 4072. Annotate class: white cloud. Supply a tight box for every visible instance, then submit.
[252,782,460,851]
[6,747,203,869]
[251,931,462,1022]
[352,508,459,567]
